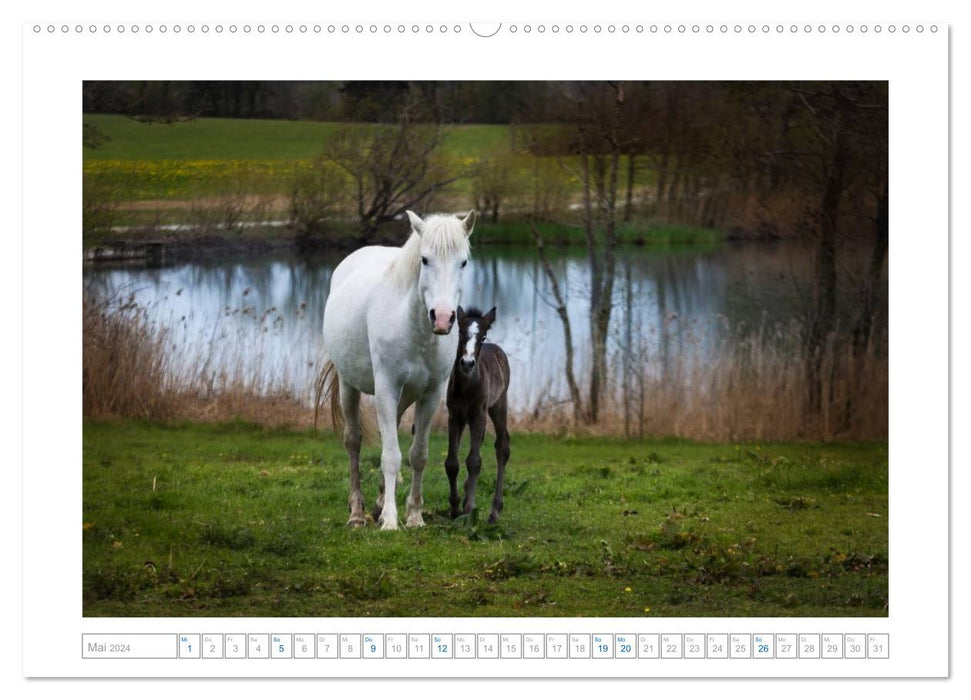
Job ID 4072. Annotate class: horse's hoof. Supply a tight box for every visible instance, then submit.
[379,517,399,531]
[347,516,366,528]
[487,513,499,524]
[405,514,426,528]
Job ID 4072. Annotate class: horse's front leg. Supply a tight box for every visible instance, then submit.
[445,412,466,519]
[406,386,444,527]
[373,397,412,522]
[373,377,403,530]
[462,412,487,515]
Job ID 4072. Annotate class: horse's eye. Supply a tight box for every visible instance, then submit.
[460,259,468,268]
[421,256,429,266]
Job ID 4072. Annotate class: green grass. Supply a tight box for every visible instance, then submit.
[82,115,514,203]
[83,419,888,617]
[84,114,512,161]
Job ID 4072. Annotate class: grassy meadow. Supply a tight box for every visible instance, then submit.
[83,419,888,618]
[82,114,697,247]
[84,114,513,162]
[84,114,516,202]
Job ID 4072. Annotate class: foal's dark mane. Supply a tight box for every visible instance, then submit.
[460,307,487,321]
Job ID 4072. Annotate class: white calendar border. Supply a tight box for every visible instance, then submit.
[19,6,949,681]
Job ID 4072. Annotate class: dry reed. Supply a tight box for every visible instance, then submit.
[83,292,320,425]
[512,318,887,442]
[83,295,177,420]
[84,296,886,441]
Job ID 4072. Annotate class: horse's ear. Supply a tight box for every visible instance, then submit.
[484,306,497,326]
[460,210,476,238]
[407,210,425,235]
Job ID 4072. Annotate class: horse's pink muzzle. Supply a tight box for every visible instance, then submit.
[430,308,456,335]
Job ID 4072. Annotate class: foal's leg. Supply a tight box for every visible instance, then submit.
[488,399,511,524]
[445,413,466,519]
[339,378,366,527]
[373,377,403,530]
[405,388,443,528]
[462,412,487,515]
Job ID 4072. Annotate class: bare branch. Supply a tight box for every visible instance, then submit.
[529,218,584,423]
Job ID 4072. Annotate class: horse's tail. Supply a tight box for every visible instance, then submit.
[314,360,377,444]
[314,360,343,434]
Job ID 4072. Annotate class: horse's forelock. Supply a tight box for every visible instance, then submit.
[390,215,470,290]
[418,215,471,260]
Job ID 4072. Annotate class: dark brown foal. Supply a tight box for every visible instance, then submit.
[445,306,511,523]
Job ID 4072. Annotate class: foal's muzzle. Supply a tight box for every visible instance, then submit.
[429,308,456,335]
[459,357,476,374]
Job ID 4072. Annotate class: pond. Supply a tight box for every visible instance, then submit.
[83,240,885,415]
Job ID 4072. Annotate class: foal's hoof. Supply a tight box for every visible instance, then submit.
[405,513,426,528]
[347,516,366,528]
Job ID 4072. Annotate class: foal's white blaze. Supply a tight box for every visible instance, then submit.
[464,322,479,362]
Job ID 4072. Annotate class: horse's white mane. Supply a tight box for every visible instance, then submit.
[389,214,471,290]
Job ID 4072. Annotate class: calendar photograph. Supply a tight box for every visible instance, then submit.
[82,80,888,618]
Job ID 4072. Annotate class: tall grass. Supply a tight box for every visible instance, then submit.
[83,296,176,419]
[83,293,318,425]
[83,295,886,441]
[515,317,887,442]
[619,321,887,441]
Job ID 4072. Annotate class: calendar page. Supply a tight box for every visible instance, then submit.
[18,0,951,686]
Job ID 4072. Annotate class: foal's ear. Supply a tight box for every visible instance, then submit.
[407,210,425,235]
[457,306,466,321]
[484,306,497,326]
[460,210,476,238]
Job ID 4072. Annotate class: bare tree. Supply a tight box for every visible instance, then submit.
[577,82,626,422]
[772,84,888,423]
[529,219,584,424]
[323,103,464,236]
[287,156,349,235]
[526,82,629,424]
[471,153,514,224]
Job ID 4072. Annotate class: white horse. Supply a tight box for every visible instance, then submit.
[322,210,475,530]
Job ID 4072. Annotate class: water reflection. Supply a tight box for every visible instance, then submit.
[83,242,885,412]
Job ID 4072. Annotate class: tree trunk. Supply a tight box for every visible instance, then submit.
[854,179,888,355]
[806,127,848,426]
[655,149,670,216]
[624,153,636,222]
[623,260,633,437]
[530,221,583,424]
[582,151,602,423]
[842,178,888,434]
[586,86,624,424]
